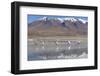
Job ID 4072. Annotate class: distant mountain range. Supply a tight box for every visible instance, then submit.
[28,17,88,37]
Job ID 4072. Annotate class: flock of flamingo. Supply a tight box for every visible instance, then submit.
[28,39,81,46]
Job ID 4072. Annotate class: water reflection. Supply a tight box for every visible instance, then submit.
[28,40,88,61]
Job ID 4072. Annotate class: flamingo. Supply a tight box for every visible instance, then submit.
[67,40,71,45]
[55,40,59,45]
[41,40,45,46]
[77,41,80,44]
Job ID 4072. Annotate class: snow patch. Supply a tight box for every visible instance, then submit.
[38,17,48,21]
[64,18,77,22]
[78,19,87,24]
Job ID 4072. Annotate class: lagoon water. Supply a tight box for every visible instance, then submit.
[28,39,88,61]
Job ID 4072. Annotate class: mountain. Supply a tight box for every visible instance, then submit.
[28,17,88,37]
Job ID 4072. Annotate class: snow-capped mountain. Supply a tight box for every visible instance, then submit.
[37,17,87,24]
[28,16,88,36]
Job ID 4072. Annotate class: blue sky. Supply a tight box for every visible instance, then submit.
[28,15,88,24]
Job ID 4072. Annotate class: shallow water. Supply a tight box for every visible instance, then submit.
[28,39,88,61]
